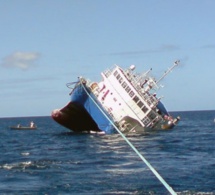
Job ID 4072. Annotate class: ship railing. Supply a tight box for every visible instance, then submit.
[147,116,161,128]
[146,95,159,107]
[103,66,115,78]
[66,81,79,89]
[132,86,159,109]
[130,76,158,96]
[143,109,162,128]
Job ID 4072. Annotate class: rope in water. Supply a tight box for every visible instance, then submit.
[80,81,177,195]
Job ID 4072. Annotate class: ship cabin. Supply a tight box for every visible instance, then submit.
[90,65,165,132]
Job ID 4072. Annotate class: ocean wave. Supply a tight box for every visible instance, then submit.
[1,161,32,170]
[177,190,214,195]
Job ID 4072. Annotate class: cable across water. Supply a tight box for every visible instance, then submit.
[81,81,177,195]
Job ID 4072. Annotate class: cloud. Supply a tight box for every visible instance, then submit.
[1,51,40,70]
[108,44,180,56]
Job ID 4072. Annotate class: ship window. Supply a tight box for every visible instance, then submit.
[142,117,150,125]
[122,82,127,89]
[133,96,139,103]
[125,86,131,93]
[114,70,118,76]
[119,77,123,84]
[116,74,120,80]
[141,106,148,113]
[137,101,143,108]
[148,112,156,120]
[129,91,134,97]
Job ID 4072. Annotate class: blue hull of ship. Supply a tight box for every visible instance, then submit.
[70,82,115,133]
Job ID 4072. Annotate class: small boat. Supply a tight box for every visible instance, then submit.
[10,126,37,130]
[10,121,37,130]
[51,61,181,134]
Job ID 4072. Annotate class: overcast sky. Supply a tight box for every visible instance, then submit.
[0,0,215,117]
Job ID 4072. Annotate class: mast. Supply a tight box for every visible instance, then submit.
[156,60,180,84]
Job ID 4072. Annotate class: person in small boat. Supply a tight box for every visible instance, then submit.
[30,121,35,128]
[17,124,21,128]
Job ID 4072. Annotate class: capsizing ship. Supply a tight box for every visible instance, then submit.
[52,61,180,134]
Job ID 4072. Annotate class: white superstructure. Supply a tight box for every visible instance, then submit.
[87,61,180,133]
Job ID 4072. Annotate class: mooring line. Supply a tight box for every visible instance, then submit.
[81,81,177,195]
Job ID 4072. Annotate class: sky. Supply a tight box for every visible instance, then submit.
[0,0,215,117]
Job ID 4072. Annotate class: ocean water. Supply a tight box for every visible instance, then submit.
[0,110,215,195]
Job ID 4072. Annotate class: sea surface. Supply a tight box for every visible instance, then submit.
[0,110,215,195]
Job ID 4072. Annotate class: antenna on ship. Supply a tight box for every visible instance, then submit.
[144,68,152,75]
[156,60,180,84]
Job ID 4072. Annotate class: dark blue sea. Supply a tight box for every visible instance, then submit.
[0,110,215,195]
